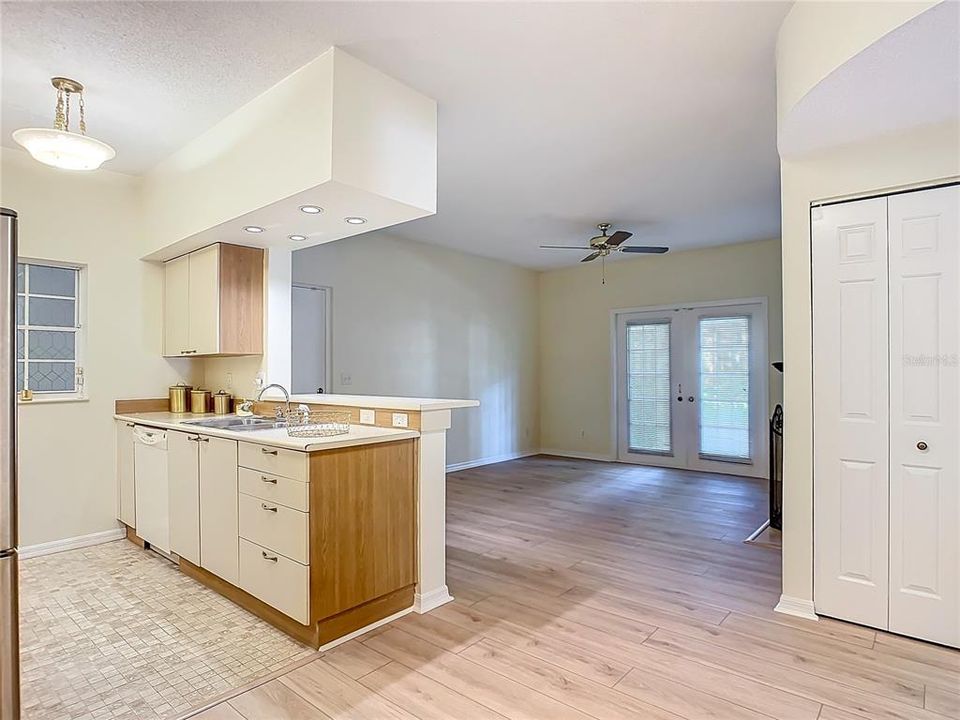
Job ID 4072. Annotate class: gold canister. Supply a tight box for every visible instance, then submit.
[168,383,192,413]
[212,390,233,415]
[190,389,212,414]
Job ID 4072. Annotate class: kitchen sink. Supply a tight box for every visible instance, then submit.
[181,416,281,432]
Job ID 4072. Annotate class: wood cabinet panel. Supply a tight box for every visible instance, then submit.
[218,243,264,355]
[168,431,201,565]
[199,436,239,584]
[310,439,416,620]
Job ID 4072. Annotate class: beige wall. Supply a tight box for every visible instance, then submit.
[1,148,195,547]
[539,238,783,459]
[293,233,539,464]
[289,232,541,467]
[779,122,960,604]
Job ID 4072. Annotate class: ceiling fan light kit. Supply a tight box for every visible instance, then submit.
[12,76,116,171]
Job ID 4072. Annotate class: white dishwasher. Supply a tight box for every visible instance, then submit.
[133,426,170,553]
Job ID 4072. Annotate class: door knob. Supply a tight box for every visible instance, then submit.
[917,441,929,451]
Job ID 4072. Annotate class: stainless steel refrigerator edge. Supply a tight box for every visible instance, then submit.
[1,207,20,719]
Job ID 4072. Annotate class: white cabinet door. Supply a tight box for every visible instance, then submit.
[168,431,201,565]
[163,254,191,357]
[188,244,220,356]
[199,436,238,584]
[813,197,890,629]
[888,185,960,647]
[116,421,136,527]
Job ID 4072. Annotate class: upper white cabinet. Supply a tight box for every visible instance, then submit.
[162,242,264,357]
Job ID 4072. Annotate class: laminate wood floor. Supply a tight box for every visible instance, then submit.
[192,455,960,720]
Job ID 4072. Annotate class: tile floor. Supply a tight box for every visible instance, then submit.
[19,540,315,720]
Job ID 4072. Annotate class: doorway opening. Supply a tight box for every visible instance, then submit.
[291,283,332,395]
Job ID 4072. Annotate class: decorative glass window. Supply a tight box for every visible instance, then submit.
[16,261,85,398]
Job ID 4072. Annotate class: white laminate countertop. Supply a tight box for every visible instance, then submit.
[114,412,420,452]
[260,393,480,412]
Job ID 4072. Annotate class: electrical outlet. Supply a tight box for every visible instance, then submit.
[340,372,352,386]
[225,373,233,390]
[392,412,409,428]
[359,408,375,425]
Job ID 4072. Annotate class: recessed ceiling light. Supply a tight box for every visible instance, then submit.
[344,216,367,225]
[299,205,323,215]
[243,225,265,234]
[288,234,307,242]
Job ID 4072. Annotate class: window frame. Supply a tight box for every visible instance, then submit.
[16,257,87,403]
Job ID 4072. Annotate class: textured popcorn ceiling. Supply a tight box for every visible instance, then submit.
[1,1,790,267]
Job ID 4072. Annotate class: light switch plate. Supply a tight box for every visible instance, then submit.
[359,408,375,425]
[392,412,409,428]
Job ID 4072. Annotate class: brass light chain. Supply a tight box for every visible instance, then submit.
[64,91,71,131]
[78,91,86,134]
[54,86,66,131]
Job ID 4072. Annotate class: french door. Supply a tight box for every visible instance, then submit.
[615,299,768,477]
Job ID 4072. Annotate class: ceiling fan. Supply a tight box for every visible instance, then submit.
[540,223,669,263]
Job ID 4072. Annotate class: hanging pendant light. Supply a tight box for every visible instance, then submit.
[12,77,116,171]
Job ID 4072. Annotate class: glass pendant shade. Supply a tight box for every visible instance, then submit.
[12,128,115,171]
[12,77,115,171]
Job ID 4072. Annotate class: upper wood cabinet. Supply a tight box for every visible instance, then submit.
[163,243,264,357]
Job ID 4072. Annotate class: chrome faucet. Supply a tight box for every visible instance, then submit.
[257,383,291,420]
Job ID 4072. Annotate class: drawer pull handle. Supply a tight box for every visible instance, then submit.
[187,435,199,442]
[198,437,209,443]
[261,475,278,484]
[261,503,278,512]
[261,551,278,562]
[125,422,135,428]
[261,448,278,455]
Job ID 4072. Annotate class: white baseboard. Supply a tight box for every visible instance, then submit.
[446,450,539,473]
[20,527,125,560]
[538,448,616,462]
[774,594,819,621]
[414,585,454,613]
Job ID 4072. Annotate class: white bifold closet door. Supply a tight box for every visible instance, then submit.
[813,184,959,648]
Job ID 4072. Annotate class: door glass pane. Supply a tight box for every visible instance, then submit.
[28,329,76,360]
[626,322,671,454]
[699,316,750,459]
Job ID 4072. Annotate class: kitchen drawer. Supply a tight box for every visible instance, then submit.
[239,467,309,511]
[239,492,309,564]
[238,441,308,481]
[239,538,309,625]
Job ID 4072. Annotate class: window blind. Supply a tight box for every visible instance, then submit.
[626,322,671,454]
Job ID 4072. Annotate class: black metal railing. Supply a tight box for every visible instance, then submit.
[769,404,783,530]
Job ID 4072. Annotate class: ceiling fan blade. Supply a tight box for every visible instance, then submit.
[580,251,601,263]
[539,245,595,249]
[619,246,669,254]
[606,230,633,247]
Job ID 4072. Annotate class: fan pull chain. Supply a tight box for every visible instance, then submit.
[79,91,86,134]
[64,91,71,131]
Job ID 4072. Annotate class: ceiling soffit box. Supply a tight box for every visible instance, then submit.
[141,47,437,262]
